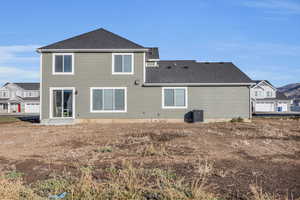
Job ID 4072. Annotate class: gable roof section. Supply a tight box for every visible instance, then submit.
[276,92,290,100]
[146,61,252,85]
[252,80,276,90]
[4,82,40,90]
[38,28,147,51]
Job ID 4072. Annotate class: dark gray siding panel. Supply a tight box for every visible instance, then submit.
[41,52,250,120]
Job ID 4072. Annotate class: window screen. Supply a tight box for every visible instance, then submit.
[163,88,187,108]
[54,54,73,73]
[113,54,132,73]
[92,88,126,111]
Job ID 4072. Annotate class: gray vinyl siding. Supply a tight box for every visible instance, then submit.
[41,52,250,120]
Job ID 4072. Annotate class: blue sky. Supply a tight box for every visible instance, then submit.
[0,0,299,87]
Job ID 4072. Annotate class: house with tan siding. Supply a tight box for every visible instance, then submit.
[37,28,253,124]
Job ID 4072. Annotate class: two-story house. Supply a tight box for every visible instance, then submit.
[37,28,253,124]
[0,82,40,113]
[251,80,291,112]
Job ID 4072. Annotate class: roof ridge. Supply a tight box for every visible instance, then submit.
[39,28,104,49]
[99,28,145,48]
[39,28,145,49]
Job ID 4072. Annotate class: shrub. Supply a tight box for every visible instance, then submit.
[230,117,244,123]
[0,162,217,200]
[5,171,24,180]
[0,176,42,200]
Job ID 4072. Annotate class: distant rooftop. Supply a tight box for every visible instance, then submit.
[146,60,252,84]
[4,82,39,90]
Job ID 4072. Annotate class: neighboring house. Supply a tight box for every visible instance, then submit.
[0,83,40,114]
[37,28,253,124]
[293,98,300,107]
[291,98,300,112]
[251,80,291,113]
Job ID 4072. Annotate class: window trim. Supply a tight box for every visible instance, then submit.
[0,90,9,98]
[90,87,127,113]
[52,53,74,75]
[49,87,75,119]
[24,90,39,97]
[162,87,188,109]
[112,53,134,75]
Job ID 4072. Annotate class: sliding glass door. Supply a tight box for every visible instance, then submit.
[52,88,74,118]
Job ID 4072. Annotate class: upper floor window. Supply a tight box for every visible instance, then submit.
[255,90,263,97]
[146,61,158,67]
[162,87,187,109]
[24,91,39,97]
[266,91,272,97]
[112,53,134,74]
[53,53,74,75]
[0,90,8,98]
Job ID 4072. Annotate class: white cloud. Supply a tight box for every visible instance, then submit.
[0,45,40,52]
[0,44,40,63]
[242,0,300,15]
[0,45,40,86]
[0,66,39,82]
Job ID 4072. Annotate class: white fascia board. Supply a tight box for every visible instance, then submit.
[147,59,160,61]
[37,49,149,53]
[257,80,277,91]
[143,82,255,86]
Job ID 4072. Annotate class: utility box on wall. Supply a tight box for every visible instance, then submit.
[192,110,204,122]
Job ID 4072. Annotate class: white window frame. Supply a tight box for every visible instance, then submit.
[112,53,134,75]
[162,87,188,109]
[49,87,75,119]
[0,90,9,98]
[24,90,39,97]
[146,61,158,67]
[52,53,74,75]
[90,87,127,113]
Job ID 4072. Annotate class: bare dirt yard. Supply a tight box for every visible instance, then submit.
[0,117,299,199]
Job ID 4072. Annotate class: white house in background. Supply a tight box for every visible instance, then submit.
[0,83,40,114]
[251,80,291,113]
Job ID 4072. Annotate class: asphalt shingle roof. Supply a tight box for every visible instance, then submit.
[262,91,290,100]
[4,83,40,90]
[146,60,252,84]
[39,28,146,50]
[252,80,274,87]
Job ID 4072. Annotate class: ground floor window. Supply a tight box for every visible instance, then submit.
[162,87,187,109]
[91,87,126,112]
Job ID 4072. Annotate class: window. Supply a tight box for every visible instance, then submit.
[266,91,272,97]
[53,53,74,74]
[0,91,8,98]
[112,53,134,74]
[146,61,157,67]
[91,87,127,112]
[24,91,39,97]
[162,87,187,109]
[50,88,74,118]
[255,91,258,97]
